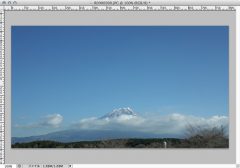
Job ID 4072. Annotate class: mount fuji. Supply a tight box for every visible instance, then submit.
[100,107,137,120]
[12,107,179,144]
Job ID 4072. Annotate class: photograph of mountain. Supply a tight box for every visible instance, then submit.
[11,26,229,148]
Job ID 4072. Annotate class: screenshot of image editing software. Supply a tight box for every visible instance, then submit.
[0,0,239,167]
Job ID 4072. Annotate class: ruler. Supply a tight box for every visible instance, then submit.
[0,5,4,165]
[0,4,236,165]
[0,5,236,11]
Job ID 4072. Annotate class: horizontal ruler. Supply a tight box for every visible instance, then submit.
[2,5,236,11]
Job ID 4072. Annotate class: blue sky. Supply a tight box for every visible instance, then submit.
[12,26,229,137]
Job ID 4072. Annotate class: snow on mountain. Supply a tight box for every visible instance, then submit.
[100,107,137,120]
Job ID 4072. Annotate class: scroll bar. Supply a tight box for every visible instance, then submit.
[236,6,240,166]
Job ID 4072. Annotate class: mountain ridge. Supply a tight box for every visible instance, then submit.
[12,129,181,144]
[12,107,182,144]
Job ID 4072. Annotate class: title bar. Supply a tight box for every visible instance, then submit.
[1,0,240,6]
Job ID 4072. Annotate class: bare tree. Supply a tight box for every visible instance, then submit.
[183,124,228,148]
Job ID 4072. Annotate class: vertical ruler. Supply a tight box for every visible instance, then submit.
[0,6,4,164]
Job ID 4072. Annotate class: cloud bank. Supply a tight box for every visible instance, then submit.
[14,109,228,137]
[72,113,228,136]
[15,113,63,129]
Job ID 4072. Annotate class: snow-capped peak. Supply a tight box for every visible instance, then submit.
[100,107,137,120]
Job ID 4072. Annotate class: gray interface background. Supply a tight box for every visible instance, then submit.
[4,11,236,164]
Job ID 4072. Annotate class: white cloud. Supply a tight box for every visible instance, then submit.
[72,113,228,136]
[40,114,63,128]
[14,113,63,129]
[14,111,228,138]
